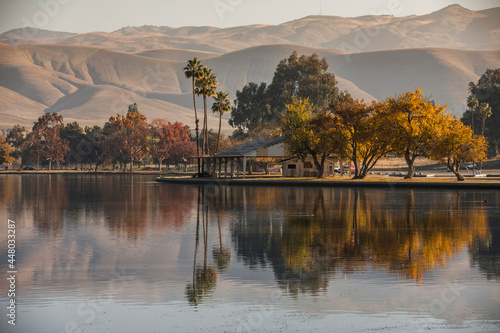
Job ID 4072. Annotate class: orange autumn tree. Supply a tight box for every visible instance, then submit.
[105,104,148,171]
[383,89,448,179]
[147,119,195,170]
[328,95,395,179]
[426,116,487,181]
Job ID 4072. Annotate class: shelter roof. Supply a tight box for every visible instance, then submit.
[214,136,287,158]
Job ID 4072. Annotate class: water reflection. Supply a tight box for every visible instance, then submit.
[228,187,492,294]
[0,175,498,307]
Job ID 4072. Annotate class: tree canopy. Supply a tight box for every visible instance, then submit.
[0,137,14,165]
[464,68,500,156]
[427,117,487,181]
[230,51,340,137]
[383,89,448,178]
[279,98,344,178]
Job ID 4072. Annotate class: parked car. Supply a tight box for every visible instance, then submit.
[461,163,473,170]
[23,166,35,170]
[342,165,356,173]
[461,163,485,170]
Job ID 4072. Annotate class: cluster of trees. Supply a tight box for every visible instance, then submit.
[183,58,231,174]
[229,52,339,139]
[3,104,196,171]
[280,90,487,180]
[226,51,495,181]
[462,68,500,156]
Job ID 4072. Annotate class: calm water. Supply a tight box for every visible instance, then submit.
[0,174,499,332]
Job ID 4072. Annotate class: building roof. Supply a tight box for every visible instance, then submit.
[215,136,287,158]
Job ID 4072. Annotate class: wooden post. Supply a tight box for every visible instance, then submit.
[230,158,234,178]
[242,156,247,179]
[224,158,228,178]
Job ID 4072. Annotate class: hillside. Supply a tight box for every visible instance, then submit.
[0,4,499,133]
[1,41,499,132]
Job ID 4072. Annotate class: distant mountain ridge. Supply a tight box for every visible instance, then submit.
[0,4,499,132]
[1,5,499,52]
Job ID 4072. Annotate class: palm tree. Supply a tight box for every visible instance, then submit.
[476,102,492,136]
[211,90,232,153]
[195,66,218,157]
[183,57,203,173]
[466,93,479,134]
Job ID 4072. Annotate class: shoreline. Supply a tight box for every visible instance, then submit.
[2,171,500,189]
[0,170,170,176]
[156,176,500,189]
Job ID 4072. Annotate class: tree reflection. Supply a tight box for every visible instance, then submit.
[469,191,500,281]
[213,206,231,272]
[6,174,69,237]
[186,187,220,306]
[230,187,491,295]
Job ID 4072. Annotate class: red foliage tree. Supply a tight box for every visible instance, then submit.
[148,119,196,170]
[31,112,69,170]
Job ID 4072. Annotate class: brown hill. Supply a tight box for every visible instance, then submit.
[1,41,499,133]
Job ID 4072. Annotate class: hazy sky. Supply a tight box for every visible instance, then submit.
[0,0,498,33]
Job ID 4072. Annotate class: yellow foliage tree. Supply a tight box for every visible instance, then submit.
[426,117,487,181]
[0,137,14,165]
[280,98,346,178]
[384,89,448,179]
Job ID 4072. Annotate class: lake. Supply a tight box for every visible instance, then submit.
[0,174,499,332]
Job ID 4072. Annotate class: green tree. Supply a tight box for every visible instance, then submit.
[184,57,203,173]
[211,90,231,153]
[466,68,500,156]
[229,82,268,133]
[230,51,339,137]
[267,51,339,114]
[83,125,105,171]
[60,121,85,169]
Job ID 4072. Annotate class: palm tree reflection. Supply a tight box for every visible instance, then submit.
[186,187,221,306]
[213,206,231,272]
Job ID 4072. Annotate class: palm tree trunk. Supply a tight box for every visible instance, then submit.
[193,189,201,286]
[216,113,222,153]
[204,95,209,156]
[192,78,201,174]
